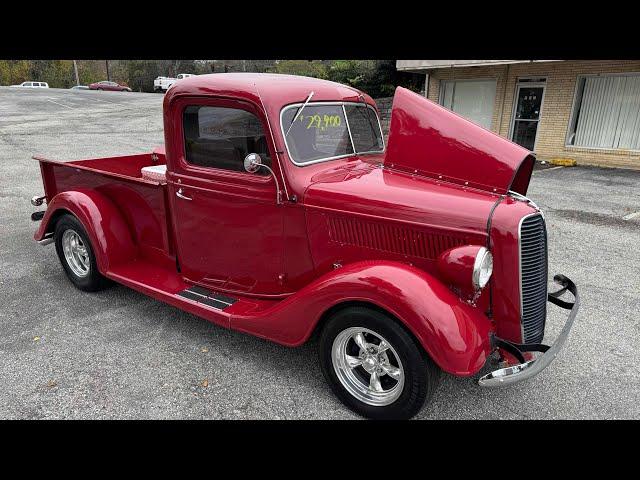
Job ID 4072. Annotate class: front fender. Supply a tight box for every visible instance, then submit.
[35,189,136,273]
[231,261,494,376]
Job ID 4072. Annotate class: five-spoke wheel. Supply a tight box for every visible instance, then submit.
[332,327,404,406]
[320,306,441,419]
[54,214,111,292]
[61,229,90,278]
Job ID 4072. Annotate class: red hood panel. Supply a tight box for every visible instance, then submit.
[305,162,498,236]
[385,87,534,195]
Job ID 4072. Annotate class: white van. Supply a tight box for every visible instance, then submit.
[11,81,50,88]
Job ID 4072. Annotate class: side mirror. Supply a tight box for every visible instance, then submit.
[242,153,284,205]
[244,153,262,173]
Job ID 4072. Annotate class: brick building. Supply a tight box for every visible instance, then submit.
[395,60,640,169]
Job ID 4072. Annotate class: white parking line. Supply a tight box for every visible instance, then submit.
[46,98,75,110]
[533,166,564,174]
[88,96,121,105]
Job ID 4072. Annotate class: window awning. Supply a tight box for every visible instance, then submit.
[396,60,559,73]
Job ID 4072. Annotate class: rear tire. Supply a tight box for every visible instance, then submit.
[319,306,440,420]
[54,214,111,292]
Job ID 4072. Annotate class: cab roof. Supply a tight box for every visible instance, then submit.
[164,73,376,111]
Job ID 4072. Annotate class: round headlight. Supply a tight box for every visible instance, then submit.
[472,248,493,290]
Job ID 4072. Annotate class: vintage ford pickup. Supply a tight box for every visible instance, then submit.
[31,73,579,419]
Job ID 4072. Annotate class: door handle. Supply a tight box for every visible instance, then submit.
[176,188,192,201]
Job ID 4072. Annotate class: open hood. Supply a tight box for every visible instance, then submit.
[384,87,535,195]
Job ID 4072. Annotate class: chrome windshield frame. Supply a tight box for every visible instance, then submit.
[279,101,385,167]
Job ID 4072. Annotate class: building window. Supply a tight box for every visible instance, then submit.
[439,79,497,130]
[567,74,640,150]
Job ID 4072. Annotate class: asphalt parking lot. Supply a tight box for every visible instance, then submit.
[1,87,639,419]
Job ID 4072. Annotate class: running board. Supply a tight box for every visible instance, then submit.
[176,285,238,310]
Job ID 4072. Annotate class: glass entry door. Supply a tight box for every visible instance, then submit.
[511,83,545,151]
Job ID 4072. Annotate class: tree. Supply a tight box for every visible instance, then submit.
[125,60,161,92]
[1,59,424,96]
[327,60,422,98]
[266,60,424,98]
[0,60,32,85]
[76,60,108,85]
[269,60,328,79]
[26,60,75,88]
[327,60,374,89]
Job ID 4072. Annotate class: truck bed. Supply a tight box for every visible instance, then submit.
[34,149,167,185]
[34,149,175,268]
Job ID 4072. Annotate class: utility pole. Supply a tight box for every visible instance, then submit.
[73,60,80,86]
[105,60,111,81]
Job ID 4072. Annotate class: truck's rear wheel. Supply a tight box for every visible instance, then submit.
[319,306,440,419]
[54,214,111,292]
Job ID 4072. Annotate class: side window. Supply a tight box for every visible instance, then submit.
[183,106,272,175]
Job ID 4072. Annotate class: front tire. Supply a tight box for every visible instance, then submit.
[319,306,440,419]
[54,214,111,292]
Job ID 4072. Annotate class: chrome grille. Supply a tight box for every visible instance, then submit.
[519,214,548,344]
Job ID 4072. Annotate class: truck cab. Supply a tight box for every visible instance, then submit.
[154,73,195,92]
[31,73,579,419]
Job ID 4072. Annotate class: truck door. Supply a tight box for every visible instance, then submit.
[167,97,285,296]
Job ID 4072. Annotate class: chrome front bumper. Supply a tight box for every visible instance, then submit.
[478,274,579,387]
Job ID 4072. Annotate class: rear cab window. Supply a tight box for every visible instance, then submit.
[281,102,384,165]
[183,106,272,175]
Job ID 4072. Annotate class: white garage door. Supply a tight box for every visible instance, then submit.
[439,79,497,130]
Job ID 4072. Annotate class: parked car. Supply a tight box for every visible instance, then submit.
[70,85,89,90]
[154,73,194,92]
[89,80,131,92]
[30,73,579,419]
[11,81,49,88]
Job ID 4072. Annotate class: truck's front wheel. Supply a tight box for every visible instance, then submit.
[54,214,111,292]
[319,306,440,419]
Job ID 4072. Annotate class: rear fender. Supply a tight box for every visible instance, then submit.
[34,189,137,273]
[231,261,494,376]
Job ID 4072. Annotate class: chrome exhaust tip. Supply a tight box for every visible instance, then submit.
[31,195,46,206]
[38,235,55,246]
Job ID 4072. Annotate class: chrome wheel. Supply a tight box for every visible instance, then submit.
[61,229,90,278]
[331,327,405,406]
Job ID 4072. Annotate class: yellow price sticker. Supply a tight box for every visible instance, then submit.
[298,114,342,131]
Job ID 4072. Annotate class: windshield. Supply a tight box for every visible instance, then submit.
[281,103,384,165]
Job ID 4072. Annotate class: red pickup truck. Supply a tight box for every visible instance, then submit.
[31,73,578,419]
